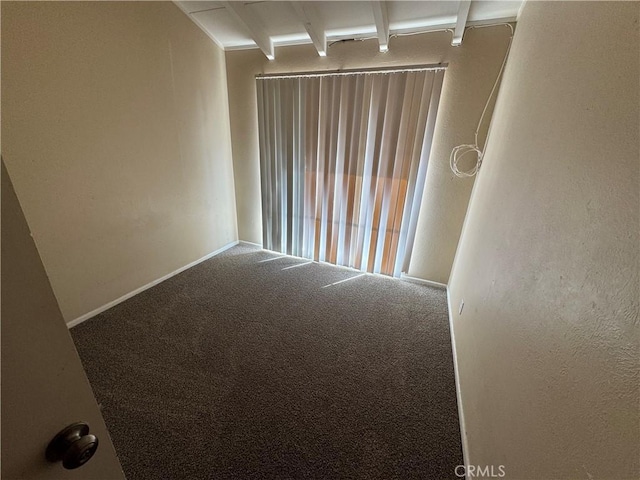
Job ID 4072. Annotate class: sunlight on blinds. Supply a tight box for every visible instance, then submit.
[257,68,444,276]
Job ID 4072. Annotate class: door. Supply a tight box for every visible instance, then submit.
[1,161,125,479]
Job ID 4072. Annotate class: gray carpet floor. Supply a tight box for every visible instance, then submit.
[72,244,463,479]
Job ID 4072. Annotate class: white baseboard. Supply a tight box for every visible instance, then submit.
[400,273,447,289]
[66,240,240,329]
[239,240,263,248]
[446,287,469,469]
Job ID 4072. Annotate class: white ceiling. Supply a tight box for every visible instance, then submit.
[174,1,522,59]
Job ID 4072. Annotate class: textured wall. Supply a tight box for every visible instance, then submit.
[448,2,639,478]
[225,26,512,283]
[2,2,238,322]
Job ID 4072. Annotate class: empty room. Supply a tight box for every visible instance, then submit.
[1,1,638,479]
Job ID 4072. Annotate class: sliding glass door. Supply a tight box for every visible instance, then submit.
[257,67,444,277]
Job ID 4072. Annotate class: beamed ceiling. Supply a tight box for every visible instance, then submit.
[174,1,523,59]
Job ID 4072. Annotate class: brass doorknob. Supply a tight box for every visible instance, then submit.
[46,422,99,469]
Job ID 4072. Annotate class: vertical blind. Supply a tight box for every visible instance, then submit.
[257,67,444,277]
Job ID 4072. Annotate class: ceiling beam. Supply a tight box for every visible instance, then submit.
[371,1,389,53]
[290,2,327,57]
[221,1,274,60]
[452,0,472,46]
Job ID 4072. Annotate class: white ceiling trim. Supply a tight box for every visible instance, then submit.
[174,1,521,57]
[452,0,472,46]
[173,1,225,50]
[221,15,517,53]
[371,1,390,53]
[221,1,275,59]
[290,2,327,57]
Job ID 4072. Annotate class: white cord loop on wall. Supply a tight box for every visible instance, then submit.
[450,23,514,178]
[450,143,483,177]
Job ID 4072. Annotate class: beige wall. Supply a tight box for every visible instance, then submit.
[225,26,512,283]
[448,2,639,478]
[2,1,238,322]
